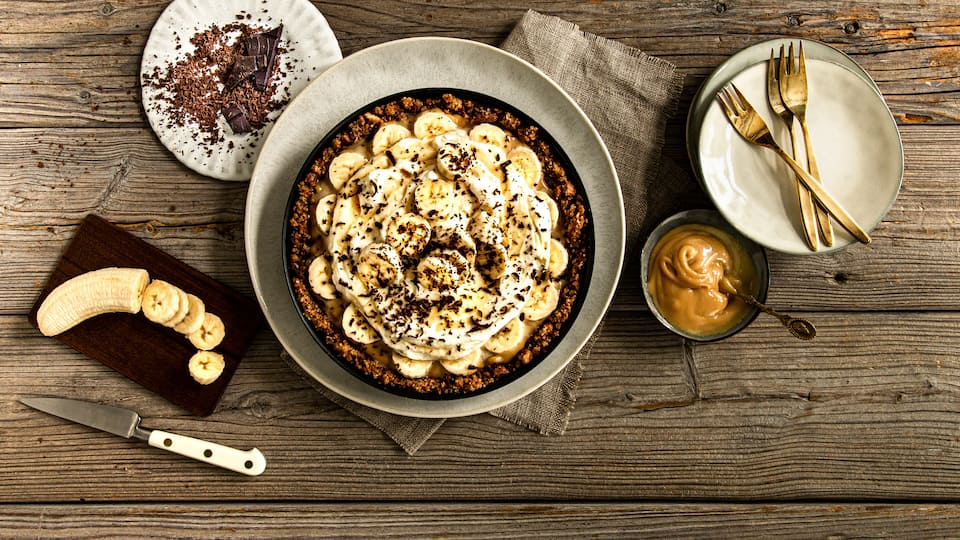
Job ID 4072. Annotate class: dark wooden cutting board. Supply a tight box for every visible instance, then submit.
[27,215,262,416]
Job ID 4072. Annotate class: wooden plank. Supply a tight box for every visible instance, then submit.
[1,126,958,313]
[0,503,959,538]
[3,311,960,501]
[26,215,262,416]
[1,2,959,126]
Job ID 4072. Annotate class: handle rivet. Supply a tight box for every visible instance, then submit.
[203,449,213,458]
[163,438,172,447]
[244,460,253,469]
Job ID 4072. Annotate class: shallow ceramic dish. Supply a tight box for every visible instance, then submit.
[697,57,902,255]
[246,38,624,418]
[140,0,342,181]
[685,37,881,189]
[640,209,769,342]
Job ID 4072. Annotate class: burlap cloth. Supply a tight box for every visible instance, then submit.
[281,10,701,454]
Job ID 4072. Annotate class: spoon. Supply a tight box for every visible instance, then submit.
[720,279,816,340]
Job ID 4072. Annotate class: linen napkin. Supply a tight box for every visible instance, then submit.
[281,9,696,454]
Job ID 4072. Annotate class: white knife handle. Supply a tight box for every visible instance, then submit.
[147,430,266,476]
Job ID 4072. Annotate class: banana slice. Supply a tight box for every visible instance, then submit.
[413,173,457,221]
[469,123,507,148]
[357,243,402,288]
[328,152,367,191]
[547,238,569,278]
[188,312,225,351]
[349,154,392,184]
[308,256,338,300]
[342,303,379,344]
[141,279,181,324]
[473,142,507,178]
[388,137,436,163]
[413,110,458,139]
[535,190,559,230]
[372,123,412,155]
[522,281,560,321]
[485,318,524,354]
[188,350,225,385]
[315,194,337,235]
[392,353,434,379]
[416,250,468,292]
[385,213,431,259]
[162,286,190,328]
[173,293,206,335]
[440,349,481,376]
[36,267,150,337]
[435,140,473,180]
[506,146,542,188]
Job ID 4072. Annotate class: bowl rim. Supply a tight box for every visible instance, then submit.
[281,87,597,401]
[640,208,770,342]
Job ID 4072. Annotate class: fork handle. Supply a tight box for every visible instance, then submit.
[772,147,872,244]
[798,119,835,247]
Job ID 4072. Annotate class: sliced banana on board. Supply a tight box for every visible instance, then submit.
[392,353,434,379]
[36,267,150,337]
[189,312,226,351]
[413,110,459,139]
[328,152,367,190]
[141,279,182,324]
[173,293,206,335]
[413,174,457,220]
[162,286,190,328]
[308,256,338,300]
[372,123,412,155]
[522,281,560,321]
[342,303,379,344]
[188,350,225,385]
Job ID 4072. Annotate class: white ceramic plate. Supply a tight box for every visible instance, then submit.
[246,38,624,418]
[697,58,903,254]
[140,0,341,181]
[686,38,881,189]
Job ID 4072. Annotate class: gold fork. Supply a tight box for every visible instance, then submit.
[768,48,819,251]
[779,42,834,247]
[716,83,871,244]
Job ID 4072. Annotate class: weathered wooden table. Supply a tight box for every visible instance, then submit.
[3,1,959,536]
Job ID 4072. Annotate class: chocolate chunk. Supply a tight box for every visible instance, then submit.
[249,24,282,91]
[222,103,252,133]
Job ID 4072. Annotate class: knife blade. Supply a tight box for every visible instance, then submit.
[20,397,265,476]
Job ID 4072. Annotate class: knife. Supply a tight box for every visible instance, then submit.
[20,397,266,476]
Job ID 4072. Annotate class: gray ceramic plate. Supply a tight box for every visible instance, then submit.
[685,38,881,189]
[245,38,624,418]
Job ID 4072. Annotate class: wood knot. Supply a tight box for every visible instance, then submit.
[834,272,850,284]
[787,14,802,26]
[714,1,727,14]
[844,21,861,34]
[99,2,115,15]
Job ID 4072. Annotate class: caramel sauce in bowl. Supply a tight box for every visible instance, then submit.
[640,209,769,341]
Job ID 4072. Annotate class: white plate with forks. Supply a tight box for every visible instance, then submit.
[694,42,903,254]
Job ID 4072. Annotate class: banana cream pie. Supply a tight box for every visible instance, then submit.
[288,93,588,396]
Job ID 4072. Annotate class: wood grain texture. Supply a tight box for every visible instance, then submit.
[3,311,960,501]
[1,125,957,313]
[1,1,959,126]
[3,0,960,531]
[1,503,959,538]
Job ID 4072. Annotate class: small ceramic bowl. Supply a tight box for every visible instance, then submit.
[640,209,770,341]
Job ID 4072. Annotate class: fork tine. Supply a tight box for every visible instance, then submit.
[798,41,806,74]
[778,44,788,80]
[723,85,746,114]
[788,42,795,74]
[716,92,734,119]
[730,84,752,112]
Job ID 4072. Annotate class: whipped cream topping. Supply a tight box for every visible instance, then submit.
[311,110,566,373]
